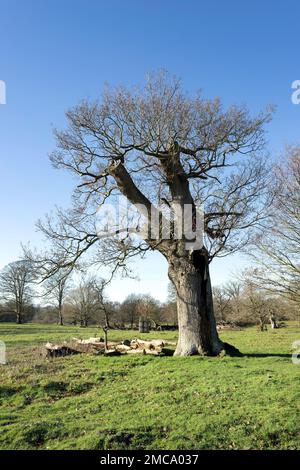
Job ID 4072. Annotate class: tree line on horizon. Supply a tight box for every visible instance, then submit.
[0,262,297,329]
[0,265,178,328]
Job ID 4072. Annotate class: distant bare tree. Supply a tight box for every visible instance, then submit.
[120,294,140,329]
[136,294,160,324]
[68,275,98,327]
[241,273,280,330]
[43,270,72,325]
[246,289,269,331]
[213,286,231,323]
[0,260,35,324]
[27,72,272,355]
[164,282,178,325]
[251,146,300,304]
[92,277,110,328]
[224,281,244,321]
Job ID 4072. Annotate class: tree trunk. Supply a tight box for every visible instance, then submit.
[16,301,22,324]
[104,310,110,329]
[58,293,63,326]
[258,317,267,331]
[169,249,224,356]
[270,315,278,329]
[58,308,64,326]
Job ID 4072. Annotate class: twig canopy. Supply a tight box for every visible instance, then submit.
[29,71,272,276]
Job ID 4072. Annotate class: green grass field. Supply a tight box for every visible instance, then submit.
[0,322,300,450]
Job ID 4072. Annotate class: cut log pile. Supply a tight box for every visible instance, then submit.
[216,323,242,331]
[44,342,80,358]
[43,337,175,358]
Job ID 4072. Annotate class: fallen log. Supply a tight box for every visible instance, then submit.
[72,338,120,350]
[68,342,105,354]
[125,348,146,354]
[163,340,177,346]
[115,344,132,353]
[130,339,164,350]
[125,348,161,355]
[75,337,102,343]
[104,349,122,356]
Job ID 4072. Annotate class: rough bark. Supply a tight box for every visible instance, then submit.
[169,248,224,356]
[58,292,64,326]
[58,309,63,326]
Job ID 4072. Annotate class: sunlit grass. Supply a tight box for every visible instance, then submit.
[0,322,300,449]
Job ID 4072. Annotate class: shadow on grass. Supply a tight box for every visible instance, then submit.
[245,353,291,358]
[0,386,20,397]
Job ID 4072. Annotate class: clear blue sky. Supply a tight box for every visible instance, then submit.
[1,0,300,301]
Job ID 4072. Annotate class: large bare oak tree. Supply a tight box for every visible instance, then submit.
[32,72,272,355]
